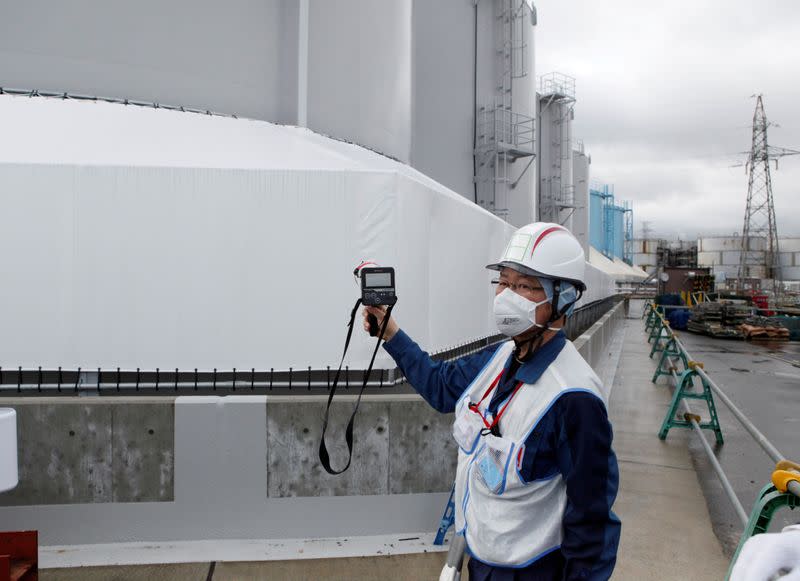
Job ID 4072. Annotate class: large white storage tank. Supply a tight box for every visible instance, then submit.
[698,235,800,282]
[777,238,800,281]
[571,145,590,256]
[632,238,659,275]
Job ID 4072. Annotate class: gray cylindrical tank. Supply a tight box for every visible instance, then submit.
[572,147,590,255]
[505,1,537,226]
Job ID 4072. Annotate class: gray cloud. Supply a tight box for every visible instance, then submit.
[536,0,800,239]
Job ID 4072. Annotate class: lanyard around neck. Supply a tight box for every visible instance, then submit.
[468,369,524,431]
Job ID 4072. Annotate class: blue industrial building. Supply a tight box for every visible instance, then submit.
[589,183,633,265]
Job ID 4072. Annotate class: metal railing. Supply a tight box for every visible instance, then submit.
[539,72,576,99]
[0,86,239,119]
[642,302,798,527]
[0,333,510,395]
[565,295,622,340]
[475,105,535,156]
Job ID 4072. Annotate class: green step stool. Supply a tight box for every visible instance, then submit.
[651,334,687,378]
[648,319,671,353]
[658,362,723,445]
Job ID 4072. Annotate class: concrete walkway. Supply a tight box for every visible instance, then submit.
[609,312,729,580]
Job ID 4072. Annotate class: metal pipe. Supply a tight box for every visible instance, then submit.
[667,362,749,526]
[297,0,309,127]
[788,480,800,499]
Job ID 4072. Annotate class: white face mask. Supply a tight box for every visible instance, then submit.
[492,288,550,337]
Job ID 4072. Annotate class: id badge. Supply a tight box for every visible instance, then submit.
[475,434,514,495]
[452,407,485,454]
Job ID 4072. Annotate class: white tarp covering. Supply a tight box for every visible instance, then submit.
[0,95,612,372]
[588,247,647,284]
[612,258,649,282]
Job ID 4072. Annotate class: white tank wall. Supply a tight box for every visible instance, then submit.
[410,0,478,203]
[698,236,766,252]
[308,0,413,163]
[0,0,299,124]
[633,238,662,254]
[722,250,745,265]
[633,253,658,271]
[699,237,800,282]
[698,251,723,265]
[1,0,541,213]
[714,265,740,279]
[782,267,800,281]
[780,238,800,252]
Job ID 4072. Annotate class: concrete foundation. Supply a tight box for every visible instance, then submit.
[0,399,174,505]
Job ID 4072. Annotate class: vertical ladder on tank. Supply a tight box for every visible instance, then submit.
[474,0,530,220]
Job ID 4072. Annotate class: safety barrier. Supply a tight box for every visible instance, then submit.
[641,301,799,579]
[0,298,620,396]
[0,334,505,395]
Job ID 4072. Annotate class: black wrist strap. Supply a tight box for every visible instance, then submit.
[318,297,397,475]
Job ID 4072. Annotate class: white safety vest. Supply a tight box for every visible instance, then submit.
[452,339,605,567]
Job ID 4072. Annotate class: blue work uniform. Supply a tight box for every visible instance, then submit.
[383,329,621,581]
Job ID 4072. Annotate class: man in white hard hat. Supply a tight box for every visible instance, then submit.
[363,223,620,580]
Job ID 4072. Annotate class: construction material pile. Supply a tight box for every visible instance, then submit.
[687,302,750,339]
[740,316,790,341]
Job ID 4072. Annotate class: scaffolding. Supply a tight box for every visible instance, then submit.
[474,0,534,218]
[538,72,576,225]
[589,182,635,263]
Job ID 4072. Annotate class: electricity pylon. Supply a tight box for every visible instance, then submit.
[737,95,799,294]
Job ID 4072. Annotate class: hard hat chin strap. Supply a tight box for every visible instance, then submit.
[516,281,583,361]
[548,281,583,324]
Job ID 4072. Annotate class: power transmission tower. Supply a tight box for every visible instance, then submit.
[737,95,800,294]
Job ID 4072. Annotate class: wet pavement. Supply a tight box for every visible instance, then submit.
[609,312,729,580]
[635,300,800,554]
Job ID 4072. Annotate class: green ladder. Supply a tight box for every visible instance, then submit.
[726,461,800,580]
[658,363,723,445]
[651,334,688,381]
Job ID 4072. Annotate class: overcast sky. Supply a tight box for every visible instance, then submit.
[535,0,800,240]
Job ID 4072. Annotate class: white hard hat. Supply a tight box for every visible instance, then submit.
[487,222,586,291]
